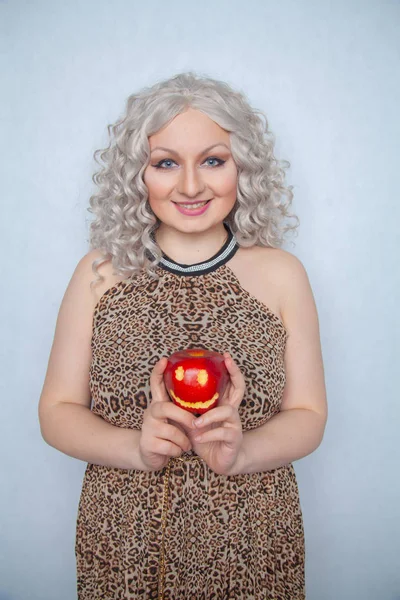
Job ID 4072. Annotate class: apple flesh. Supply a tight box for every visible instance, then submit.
[163,348,229,415]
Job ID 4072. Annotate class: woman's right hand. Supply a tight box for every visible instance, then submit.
[139,357,195,471]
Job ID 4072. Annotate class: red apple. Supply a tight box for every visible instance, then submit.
[163,348,229,415]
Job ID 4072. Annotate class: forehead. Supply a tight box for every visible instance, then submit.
[148,108,230,150]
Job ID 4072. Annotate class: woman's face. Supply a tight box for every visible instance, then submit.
[143,108,237,234]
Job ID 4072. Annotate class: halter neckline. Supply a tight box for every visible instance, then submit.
[152,222,239,277]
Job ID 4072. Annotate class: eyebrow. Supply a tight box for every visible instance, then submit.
[150,143,231,156]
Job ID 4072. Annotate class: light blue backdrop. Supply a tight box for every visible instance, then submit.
[1,1,399,599]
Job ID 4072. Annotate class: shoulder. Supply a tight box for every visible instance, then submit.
[73,249,128,309]
[76,248,112,277]
[231,245,310,325]
[242,245,309,290]
[249,245,313,313]
[259,247,310,307]
[253,247,317,333]
[258,246,305,272]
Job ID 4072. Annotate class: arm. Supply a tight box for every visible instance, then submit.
[232,252,328,475]
[38,250,149,471]
[39,251,194,471]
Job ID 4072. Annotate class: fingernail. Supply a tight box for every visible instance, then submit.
[195,417,203,427]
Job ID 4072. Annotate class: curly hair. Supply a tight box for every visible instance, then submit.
[87,71,298,287]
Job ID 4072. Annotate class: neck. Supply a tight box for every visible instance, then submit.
[154,223,229,265]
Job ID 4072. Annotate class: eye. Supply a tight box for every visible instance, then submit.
[152,156,226,169]
[153,158,177,169]
[204,157,225,167]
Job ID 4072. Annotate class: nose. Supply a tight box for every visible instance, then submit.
[176,165,207,198]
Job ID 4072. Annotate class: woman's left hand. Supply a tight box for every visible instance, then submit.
[187,352,246,475]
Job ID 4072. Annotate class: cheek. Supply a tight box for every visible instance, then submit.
[144,170,170,198]
[216,169,237,196]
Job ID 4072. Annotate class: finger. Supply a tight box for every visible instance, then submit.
[152,401,197,430]
[149,357,169,403]
[192,405,237,429]
[193,426,239,445]
[152,439,186,458]
[169,419,192,437]
[222,353,246,407]
[223,353,246,390]
[157,422,192,452]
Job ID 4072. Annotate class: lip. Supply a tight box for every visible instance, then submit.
[173,198,212,205]
[173,199,212,216]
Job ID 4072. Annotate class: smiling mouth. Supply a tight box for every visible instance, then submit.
[173,199,212,209]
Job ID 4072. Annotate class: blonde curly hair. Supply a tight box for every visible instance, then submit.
[87,71,298,286]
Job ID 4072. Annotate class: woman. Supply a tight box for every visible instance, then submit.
[39,71,327,600]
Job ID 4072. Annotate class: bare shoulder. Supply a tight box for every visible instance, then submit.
[256,247,317,332]
[236,244,305,273]
[256,246,310,296]
[256,247,313,314]
[74,249,129,310]
[251,246,307,279]
[230,246,308,323]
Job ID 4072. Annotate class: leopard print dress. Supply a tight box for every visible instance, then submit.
[75,223,306,600]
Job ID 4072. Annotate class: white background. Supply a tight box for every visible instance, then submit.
[1,1,399,598]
